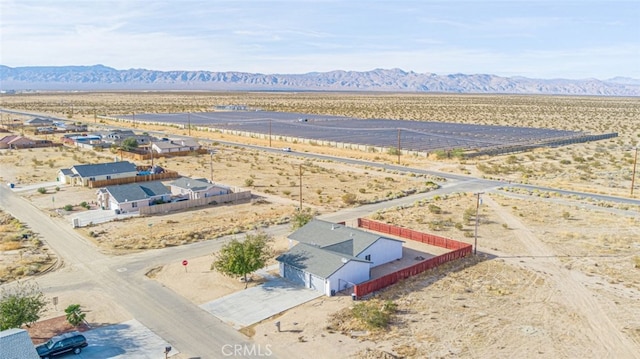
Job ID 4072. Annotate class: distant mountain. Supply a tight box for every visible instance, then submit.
[1,65,639,96]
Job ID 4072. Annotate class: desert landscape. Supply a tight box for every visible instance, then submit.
[1,92,639,358]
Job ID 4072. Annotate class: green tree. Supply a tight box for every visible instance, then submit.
[64,304,86,327]
[291,208,314,230]
[121,137,138,151]
[211,232,272,288]
[0,281,47,330]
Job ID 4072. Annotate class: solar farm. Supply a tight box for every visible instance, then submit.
[117,110,614,155]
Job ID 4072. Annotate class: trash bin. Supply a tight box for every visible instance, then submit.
[351,293,357,301]
[9,183,14,189]
[331,289,336,296]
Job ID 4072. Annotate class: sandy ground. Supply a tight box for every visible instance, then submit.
[1,99,639,358]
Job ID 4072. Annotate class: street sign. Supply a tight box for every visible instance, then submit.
[182,260,188,266]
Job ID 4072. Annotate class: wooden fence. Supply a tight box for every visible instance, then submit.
[139,190,252,215]
[353,218,473,297]
[88,171,180,188]
[358,218,469,250]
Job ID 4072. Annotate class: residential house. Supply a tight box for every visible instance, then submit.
[151,138,201,155]
[58,161,138,186]
[277,219,403,296]
[96,181,171,213]
[0,328,40,359]
[24,117,54,127]
[95,130,152,147]
[0,135,53,149]
[169,177,231,200]
[55,122,88,132]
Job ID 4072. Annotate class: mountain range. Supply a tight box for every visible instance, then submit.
[1,65,639,96]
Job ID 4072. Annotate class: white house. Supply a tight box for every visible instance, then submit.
[168,177,231,200]
[96,181,171,213]
[277,219,403,296]
[151,138,201,155]
[58,161,138,186]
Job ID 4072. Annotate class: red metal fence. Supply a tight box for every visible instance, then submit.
[358,218,469,250]
[353,218,473,297]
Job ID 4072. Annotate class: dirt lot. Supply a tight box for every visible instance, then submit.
[1,93,639,358]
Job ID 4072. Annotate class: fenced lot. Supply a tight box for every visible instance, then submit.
[113,110,613,154]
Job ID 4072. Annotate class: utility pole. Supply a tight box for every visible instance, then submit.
[632,147,638,197]
[269,119,272,147]
[474,192,484,255]
[397,128,401,164]
[188,112,191,136]
[299,164,303,210]
[210,149,215,182]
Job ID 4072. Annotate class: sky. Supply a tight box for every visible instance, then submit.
[1,0,639,79]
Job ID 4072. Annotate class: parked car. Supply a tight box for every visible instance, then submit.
[282,147,292,152]
[35,331,88,358]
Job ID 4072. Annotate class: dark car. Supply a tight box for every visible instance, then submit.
[35,331,88,358]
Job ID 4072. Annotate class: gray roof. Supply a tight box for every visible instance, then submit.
[169,177,214,191]
[288,219,403,257]
[25,117,53,125]
[0,328,40,359]
[276,242,368,278]
[105,181,170,203]
[71,161,137,178]
[152,138,201,149]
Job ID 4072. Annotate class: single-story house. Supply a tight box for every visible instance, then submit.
[0,135,54,149]
[0,328,40,359]
[151,138,201,154]
[96,129,136,142]
[96,180,171,213]
[169,177,231,200]
[24,117,54,127]
[58,161,138,186]
[55,122,88,132]
[277,219,403,296]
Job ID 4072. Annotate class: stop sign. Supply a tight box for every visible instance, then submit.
[182,260,188,266]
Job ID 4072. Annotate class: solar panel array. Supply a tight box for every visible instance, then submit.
[120,110,585,153]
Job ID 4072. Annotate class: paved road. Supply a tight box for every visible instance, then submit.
[0,185,264,359]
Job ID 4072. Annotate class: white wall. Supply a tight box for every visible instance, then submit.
[357,238,403,267]
[326,260,370,296]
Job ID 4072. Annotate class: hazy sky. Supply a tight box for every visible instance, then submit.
[1,0,638,79]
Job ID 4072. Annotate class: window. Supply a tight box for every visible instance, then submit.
[131,202,138,208]
[106,175,111,180]
[365,254,371,261]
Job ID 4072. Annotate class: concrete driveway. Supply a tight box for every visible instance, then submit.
[200,278,322,329]
[66,320,178,358]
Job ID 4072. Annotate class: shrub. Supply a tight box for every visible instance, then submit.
[244,178,254,187]
[428,204,442,214]
[341,193,357,205]
[63,204,74,211]
[351,300,397,329]
[37,187,47,194]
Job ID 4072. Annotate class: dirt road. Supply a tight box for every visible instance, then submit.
[483,195,639,358]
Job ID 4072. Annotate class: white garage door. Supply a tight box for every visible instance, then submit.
[283,264,305,286]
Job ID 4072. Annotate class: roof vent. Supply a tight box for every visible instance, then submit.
[331,224,335,230]
[341,258,348,263]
